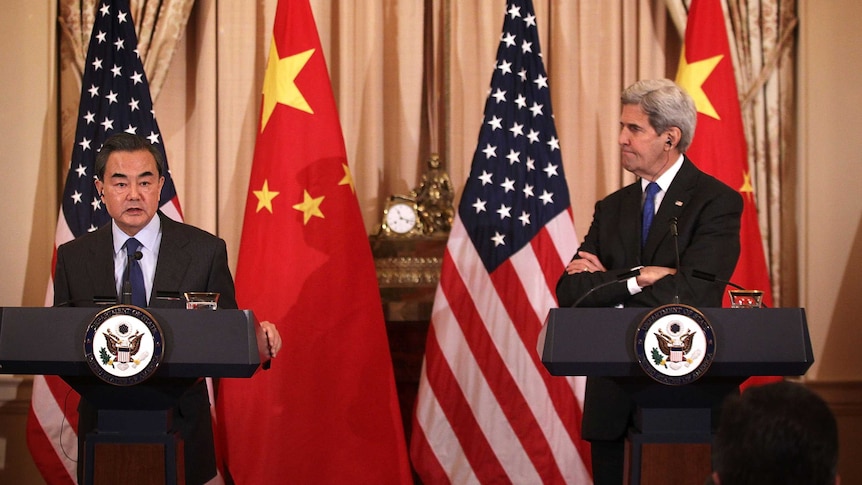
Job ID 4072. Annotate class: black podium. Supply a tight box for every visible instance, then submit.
[0,306,264,485]
[538,307,814,485]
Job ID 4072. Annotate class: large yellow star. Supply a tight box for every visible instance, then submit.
[292,190,325,224]
[338,163,355,193]
[675,46,723,120]
[253,180,280,213]
[260,38,315,132]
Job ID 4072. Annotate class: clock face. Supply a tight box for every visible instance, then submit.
[385,202,418,234]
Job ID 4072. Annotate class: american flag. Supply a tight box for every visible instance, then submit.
[410,1,592,483]
[27,0,181,482]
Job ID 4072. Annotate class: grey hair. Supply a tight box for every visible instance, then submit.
[621,79,697,152]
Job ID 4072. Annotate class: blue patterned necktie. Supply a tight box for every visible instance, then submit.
[642,182,660,248]
[124,237,147,307]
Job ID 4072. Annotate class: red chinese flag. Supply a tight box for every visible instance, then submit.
[676,0,779,389]
[214,1,412,482]
[676,0,774,308]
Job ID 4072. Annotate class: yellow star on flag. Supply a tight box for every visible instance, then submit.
[739,170,755,202]
[293,189,325,224]
[338,163,355,193]
[675,46,723,120]
[253,180,280,213]
[260,38,315,132]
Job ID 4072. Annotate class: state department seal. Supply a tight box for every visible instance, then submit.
[83,305,164,386]
[634,304,715,386]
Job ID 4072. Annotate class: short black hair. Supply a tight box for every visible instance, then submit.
[95,133,165,180]
[713,381,839,485]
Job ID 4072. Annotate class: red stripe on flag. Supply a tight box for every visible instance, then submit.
[532,227,568,299]
[44,376,79,430]
[25,409,76,485]
[490,255,590,472]
[444,252,564,482]
[407,416,452,485]
[421,322,510,483]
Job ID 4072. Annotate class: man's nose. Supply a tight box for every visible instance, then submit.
[127,184,141,199]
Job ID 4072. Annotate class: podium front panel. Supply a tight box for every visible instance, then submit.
[539,307,813,378]
[0,307,261,378]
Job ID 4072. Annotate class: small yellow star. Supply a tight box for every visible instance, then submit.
[675,46,723,120]
[292,190,325,224]
[260,38,315,132]
[739,170,754,202]
[253,180,280,213]
[338,163,355,193]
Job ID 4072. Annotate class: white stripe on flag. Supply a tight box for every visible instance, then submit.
[30,375,77,481]
[412,364,479,484]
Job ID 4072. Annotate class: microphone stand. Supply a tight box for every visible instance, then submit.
[669,217,681,304]
[571,267,642,308]
[121,250,143,305]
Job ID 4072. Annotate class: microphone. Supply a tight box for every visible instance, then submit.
[692,269,768,308]
[669,217,681,304]
[55,297,116,307]
[571,267,642,308]
[691,269,746,290]
[122,250,143,305]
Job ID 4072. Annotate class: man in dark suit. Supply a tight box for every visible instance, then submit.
[54,133,281,485]
[555,79,743,485]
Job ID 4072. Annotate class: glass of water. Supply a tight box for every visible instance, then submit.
[184,292,220,310]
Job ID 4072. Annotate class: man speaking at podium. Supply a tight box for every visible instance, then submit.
[53,133,281,485]
[555,79,742,485]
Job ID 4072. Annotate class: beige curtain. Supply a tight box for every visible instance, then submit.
[730,0,798,307]
[667,0,797,306]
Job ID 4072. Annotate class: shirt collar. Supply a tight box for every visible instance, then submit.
[112,213,162,254]
[641,154,684,193]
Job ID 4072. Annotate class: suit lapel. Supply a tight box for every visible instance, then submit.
[620,183,643,262]
[153,213,192,296]
[90,225,120,299]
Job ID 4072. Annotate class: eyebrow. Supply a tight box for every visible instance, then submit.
[109,170,156,179]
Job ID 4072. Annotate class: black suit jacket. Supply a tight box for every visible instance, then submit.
[555,157,742,440]
[54,212,237,310]
[54,211,236,485]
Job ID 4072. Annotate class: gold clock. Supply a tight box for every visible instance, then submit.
[381,198,423,236]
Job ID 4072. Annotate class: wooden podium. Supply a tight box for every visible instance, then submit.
[538,307,814,485]
[0,306,264,485]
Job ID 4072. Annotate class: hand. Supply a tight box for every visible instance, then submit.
[258,320,282,358]
[635,266,677,287]
[565,251,607,274]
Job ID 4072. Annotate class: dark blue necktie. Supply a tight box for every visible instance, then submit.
[642,182,660,247]
[125,237,147,307]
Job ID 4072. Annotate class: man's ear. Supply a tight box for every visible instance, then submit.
[664,127,682,147]
[94,178,104,197]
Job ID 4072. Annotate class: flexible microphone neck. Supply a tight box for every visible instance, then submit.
[670,217,681,304]
[571,267,642,308]
[122,250,143,305]
[691,269,746,290]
